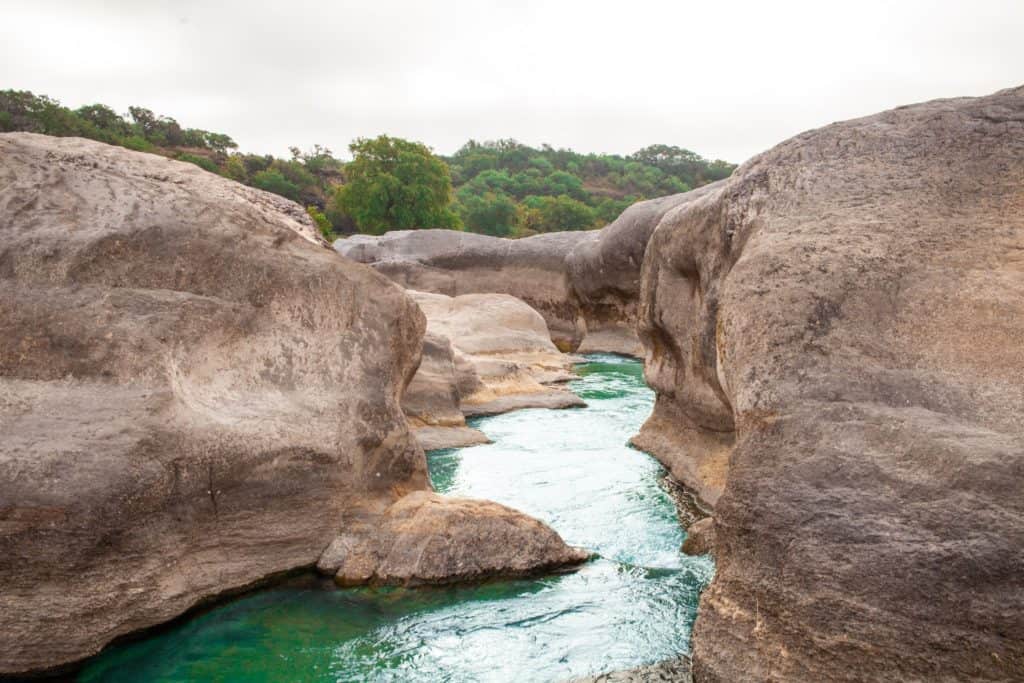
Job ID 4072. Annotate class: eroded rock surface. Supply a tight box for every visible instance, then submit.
[338,230,585,349]
[402,331,490,450]
[336,192,711,355]
[637,87,1024,681]
[403,290,584,448]
[317,491,590,586]
[0,134,579,675]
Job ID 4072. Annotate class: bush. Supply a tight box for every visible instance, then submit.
[176,152,220,174]
[306,206,335,240]
[252,169,300,201]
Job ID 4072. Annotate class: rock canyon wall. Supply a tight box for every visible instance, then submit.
[335,190,713,356]
[0,134,584,675]
[637,87,1024,681]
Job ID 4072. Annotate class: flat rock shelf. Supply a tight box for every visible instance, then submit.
[79,355,714,682]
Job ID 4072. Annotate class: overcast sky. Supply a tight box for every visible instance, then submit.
[2,0,1022,164]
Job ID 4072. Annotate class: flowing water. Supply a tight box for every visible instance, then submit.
[79,354,713,682]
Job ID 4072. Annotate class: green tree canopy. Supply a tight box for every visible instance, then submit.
[335,135,460,235]
[455,188,518,236]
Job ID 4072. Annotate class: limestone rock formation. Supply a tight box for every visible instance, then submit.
[0,133,427,675]
[338,230,585,349]
[636,87,1024,681]
[567,186,722,356]
[0,134,584,675]
[317,491,590,586]
[403,290,584,448]
[402,332,490,450]
[335,191,711,355]
[680,517,715,557]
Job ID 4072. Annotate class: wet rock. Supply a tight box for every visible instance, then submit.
[322,491,590,586]
[637,87,1024,681]
[680,517,715,557]
[0,133,429,675]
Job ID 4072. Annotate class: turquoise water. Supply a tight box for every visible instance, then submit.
[79,355,713,682]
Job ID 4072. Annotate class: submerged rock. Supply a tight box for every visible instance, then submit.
[570,658,693,682]
[637,87,1024,681]
[320,491,590,586]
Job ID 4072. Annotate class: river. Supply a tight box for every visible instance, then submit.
[79,354,713,682]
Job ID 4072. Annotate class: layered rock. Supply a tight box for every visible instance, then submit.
[339,230,585,349]
[567,186,722,356]
[317,491,589,586]
[636,87,1024,680]
[0,134,586,675]
[403,290,584,448]
[335,191,710,355]
[401,332,491,450]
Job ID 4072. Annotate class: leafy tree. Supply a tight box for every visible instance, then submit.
[335,135,460,235]
[455,188,517,236]
[525,194,597,232]
[252,169,300,201]
[222,155,248,183]
[75,104,129,137]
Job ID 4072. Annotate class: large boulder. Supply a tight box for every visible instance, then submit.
[0,134,584,675]
[636,87,1024,681]
[335,192,709,356]
[317,491,589,586]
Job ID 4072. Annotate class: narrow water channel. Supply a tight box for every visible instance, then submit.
[79,354,713,682]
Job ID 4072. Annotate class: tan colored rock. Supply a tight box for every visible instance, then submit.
[335,192,712,356]
[0,133,428,675]
[407,290,585,425]
[680,517,714,557]
[637,87,1024,681]
[321,491,590,586]
[338,230,586,349]
[402,332,490,450]
[0,134,575,675]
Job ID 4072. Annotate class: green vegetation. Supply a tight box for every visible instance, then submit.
[1,89,735,239]
[332,135,459,235]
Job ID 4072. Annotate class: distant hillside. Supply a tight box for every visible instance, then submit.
[0,90,735,238]
[443,139,734,236]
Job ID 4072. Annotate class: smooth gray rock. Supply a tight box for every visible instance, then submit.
[335,191,716,355]
[637,86,1024,682]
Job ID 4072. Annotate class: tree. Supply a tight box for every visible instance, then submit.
[336,135,460,235]
[252,168,299,201]
[524,194,597,232]
[456,188,517,236]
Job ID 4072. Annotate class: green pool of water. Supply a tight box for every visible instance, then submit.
[79,354,713,682]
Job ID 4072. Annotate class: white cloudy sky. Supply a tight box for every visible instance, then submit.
[2,0,1021,163]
